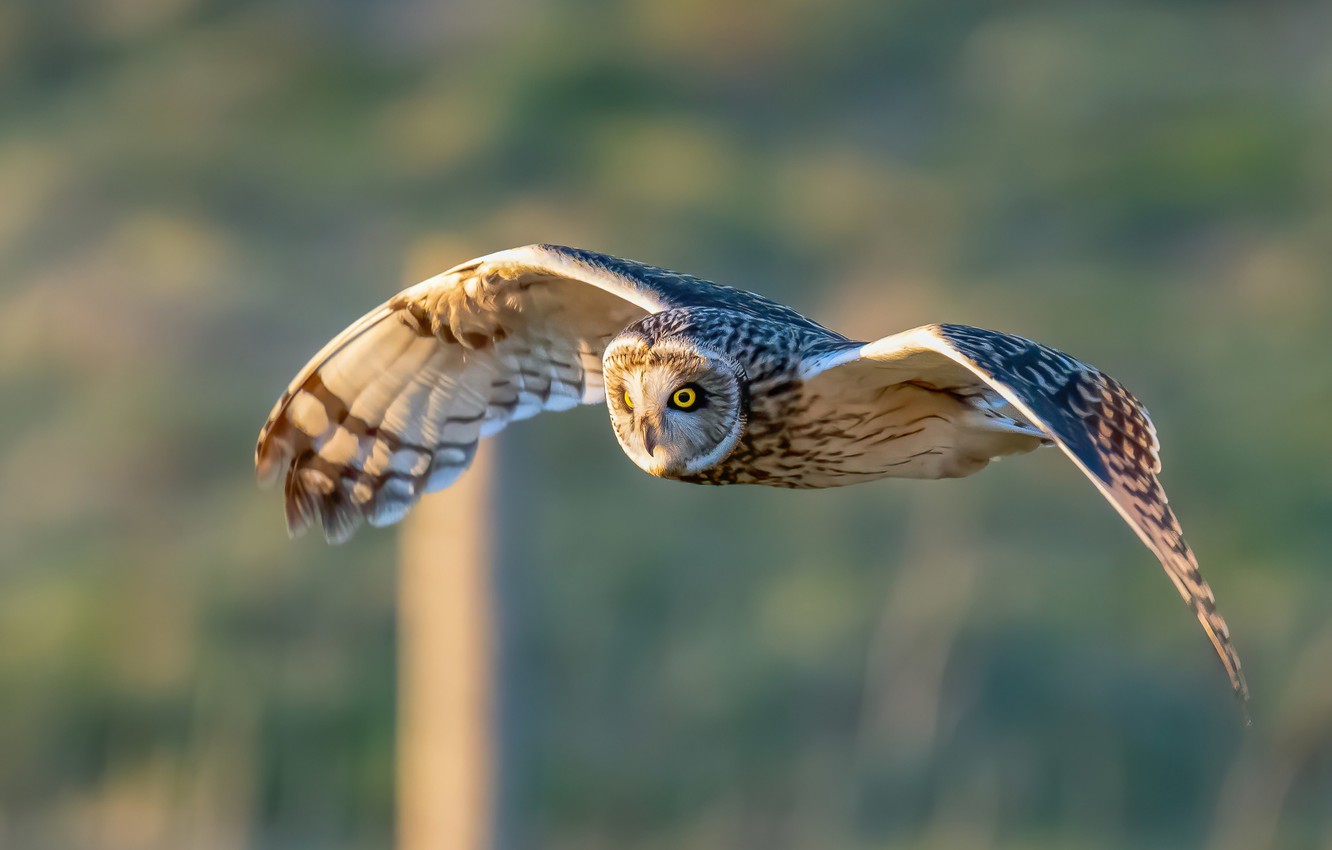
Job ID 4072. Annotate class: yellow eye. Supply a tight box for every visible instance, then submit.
[671,386,699,410]
[623,390,634,410]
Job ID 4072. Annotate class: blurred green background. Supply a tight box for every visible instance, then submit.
[3,0,1331,848]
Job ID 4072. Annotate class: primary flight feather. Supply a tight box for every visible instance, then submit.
[256,243,1248,709]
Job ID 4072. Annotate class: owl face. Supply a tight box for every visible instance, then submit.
[603,337,746,479]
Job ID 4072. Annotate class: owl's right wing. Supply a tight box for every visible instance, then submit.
[801,323,1248,713]
[256,244,776,543]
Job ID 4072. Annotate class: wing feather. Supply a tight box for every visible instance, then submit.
[803,323,1248,711]
[256,244,753,542]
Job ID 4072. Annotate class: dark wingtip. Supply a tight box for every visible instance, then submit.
[281,458,367,545]
[1235,664,1252,725]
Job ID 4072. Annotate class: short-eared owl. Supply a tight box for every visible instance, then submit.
[256,244,1247,708]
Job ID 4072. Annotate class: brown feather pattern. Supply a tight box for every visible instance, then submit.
[255,249,650,541]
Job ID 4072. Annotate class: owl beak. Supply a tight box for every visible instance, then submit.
[641,422,662,458]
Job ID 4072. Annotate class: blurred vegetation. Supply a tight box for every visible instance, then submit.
[2,0,1331,848]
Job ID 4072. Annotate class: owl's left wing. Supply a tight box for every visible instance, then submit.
[257,244,786,543]
[801,323,1248,711]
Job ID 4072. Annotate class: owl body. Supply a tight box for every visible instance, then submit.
[607,308,1045,487]
[729,380,1045,487]
[255,243,1248,709]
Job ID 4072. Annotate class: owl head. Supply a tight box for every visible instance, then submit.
[602,333,747,479]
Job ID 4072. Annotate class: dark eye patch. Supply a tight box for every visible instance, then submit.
[669,383,707,410]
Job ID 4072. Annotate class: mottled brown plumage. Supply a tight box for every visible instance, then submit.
[256,244,1248,713]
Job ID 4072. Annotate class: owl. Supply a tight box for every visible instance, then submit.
[256,244,1248,710]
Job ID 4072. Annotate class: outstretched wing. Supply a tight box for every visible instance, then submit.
[802,323,1248,710]
[256,244,778,543]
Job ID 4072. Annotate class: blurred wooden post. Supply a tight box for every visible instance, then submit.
[398,443,497,850]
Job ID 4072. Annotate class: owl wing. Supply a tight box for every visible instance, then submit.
[801,323,1248,711]
[257,244,774,543]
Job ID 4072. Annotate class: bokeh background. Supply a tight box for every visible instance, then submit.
[3,1,1332,848]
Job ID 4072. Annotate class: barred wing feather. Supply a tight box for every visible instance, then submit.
[803,323,1248,710]
[255,244,697,542]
